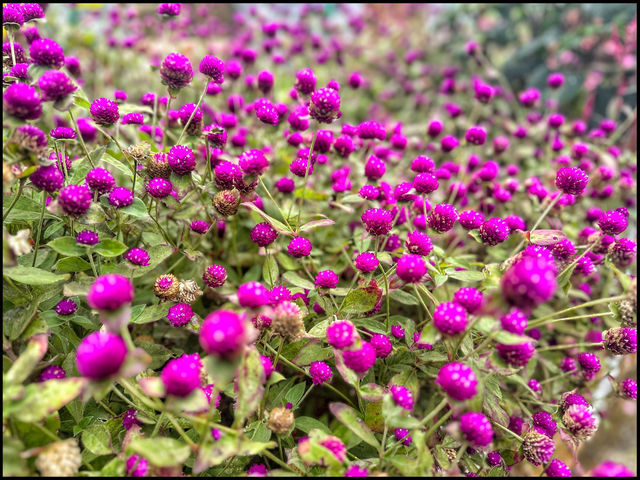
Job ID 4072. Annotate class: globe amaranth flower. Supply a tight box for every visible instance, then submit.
[167,302,193,327]
[295,68,317,95]
[30,165,64,193]
[390,384,414,410]
[501,256,557,310]
[361,208,393,236]
[309,87,341,123]
[74,230,98,248]
[3,4,24,26]
[58,184,92,217]
[500,309,528,335]
[38,70,77,102]
[590,461,635,477]
[532,411,557,438]
[204,124,227,149]
[521,430,554,466]
[545,459,572,477]
[433,301,468,335]
[394,428,412,446]
[90,97,119,126]
[247,464,268,477]
[108,186,134,208]
[167,145,195,176]
[121,112,144,125]
[603,327,636,355]
[178,103,203,135]
[458,210,484,230]
[126,455,148,478]
[343,341,376,373]
[272,300,304,339]
[3,82,42,120]
[250,222,278,247]
[487,451,502,467]
[161,353,202,398]
[479,218,510,246]
[267,406,294,434]
[345,465,368,477]
[413,172,439,194]
[55,299,78,316]
[146,177,172,198]
[87,274,134,311]
[441,135,459,153]
[562,404,598,441]
[199,310,246,357]
[199,55,224,83]
[158,3,181,16]
[237,282,269,308]
[619,379,637,400]
[357,121,386,140]
[214,160,242,189]
[577,352,601,380]
[370,334,392,358]
[555,167,589,195]
[327,320,356,349]
[436,362,477,400]
[257,70,274,94]
[396,254,427,283]
[453,287,483,314]
[29,38,64,68]
[203,264,227,288]
[427,203,458,233]
[50,127,77,140]
[465,126,487,145]
[316,270,339,289]
[76,331,127,380]
[160,52,193,91]
[354,252,379,273]
[364,154,386,180]
[459,412,493,447]
[39,365,66,382]
[309,360,333,385]
[239,148,269,176]
[124,248,150,267]
[496,342,535,367]
[288,236,312,257]
[598,210,628,235]
[189,220,209,234]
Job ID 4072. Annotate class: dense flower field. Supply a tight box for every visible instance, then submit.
[2,3,637,477]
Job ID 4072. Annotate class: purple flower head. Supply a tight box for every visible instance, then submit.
[354,252,379,273]
[146,177,172,198]
[76,230,99,246]
[591,461,635,477]
[413,172,439,194]
[76,331,127,380]
[199,310,246,357]
[38,70,77,102]
[204,124,227,149]
[436,362,477,400]
[39,365,66,382]
[167,302,194,327]
[90,97,119,126]
[3,82,42,120]
[168,145,195,175]
[316,270,339,289]
[237,282,269,308]
[522,430,555,466]
[3,5,24,26]
[479,218,510,246]
[295,68,317,95]
[55,299,78,316]
[487,451,502,467]
[458,210,484,230]
[465,126,487,145]
[577,352,601,378]
[532,411,557,438]
[30,165,64,193]
[364,155,386,180]
[563,404,598,440]
[428,203,458,233]
[29,38,64,68]
[504,215,526,232]
[519,88,541,108]
[405,231,433,256]
[309,87,341,123]
[546,459,572,477]
[396,254,427,283]
[453,287,483,314]
[58,184,92,217]
[158,3,181,16]
[108,186,133,208]
[239,149,269,176]
[250,222,278,247]
[460,412,493,447]
[343,341,376,372]
[500,309,528,335]
[433,301,468,335]
[288,236,312,257]
[344,465,368,477]
[327,320,356,349]
[257,70,274,94]
[124,248,150,267]
[126,455,148,477]
[370,334,392,358]
[555,167,589,195]
[496,342,535,367]
[619,379,637,400]
[160,52,193,91]
[49,127,76,141]
[603,328,637,355]
[203,264,227,288]
[598,210,628,235]
[199,55,224,83]
[256,101,279,125]
[87,274,134,311]
[411,155,435,173]
[501,256,557,310]
[390,384,414,410]
[610,238,637,268]
[189,220,209,234]
[309,360,333,385]
[161,353,202,397]
[362,208,393,236]
[441,135,459,153]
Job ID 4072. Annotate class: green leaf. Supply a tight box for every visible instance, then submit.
[3,266,70,285]
[5,378,86,422]
[557,262,578,294]
[170,172,192,196]
[283,271,315,290]
[307,319,330,338]
[119,198,149,218]
[233,347,266,428]
[127,437,190,467]
[204,354,242,390]
[329,402,380,448]
[341,288,379,314]
[73,94,91,110]
[433,273,448,287]
[94,239,128,258]
[389,289,419,306]
[263,255,279,286]
[5,336,47,384]
[134,340,173,369]
[100,152,132,178]
[284,382,307,406]
[131,302,171,324]
[447,270,484,282]
[82,203,107,224]
[47,236,87,257]
[55,256,91,272]
[241,202,291,234]
[295,416,331,434]
[82,423,113,456]
[100,458,126,476]
[299,218,335,232]
[3,303,39,341]
[293,341,332,366]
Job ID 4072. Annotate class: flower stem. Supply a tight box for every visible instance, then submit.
[3,178,26,222]
[419,398,449,427]
[259,176,292,231]
[176,80,209,145]
[68,108,96,167]
[31,190,47,267]
[7,30,17,66]
[536,342,602,352]
[528,311,613,329]
[557,240,599,279]
[493,422,524,442]
[296,130,317,233]
[423,408,452,439]
[533,295,626,324]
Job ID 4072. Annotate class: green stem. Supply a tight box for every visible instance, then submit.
[296,130,317,232]
[337,273,359,315]
[165,411,197,447]
[533,295,626,324]
[3,179,25,222]
[557,240,599,280]
[259,176,292,231]
[493,422,524,442]
[453,441,469,465]
[510,193,562,257]
[119,324,135,352]
[462,332,496,361]
[528,311,613,329]
[68,108,96,167]
[379,424,388,459]
[536,342,602,352]
[87,249,99,277]
[423,409,452,439]
[419,398,449,427]
[262,449,295,472]
[31,190,47,267]
[7,29,17,66]
[176,80,209,145]
[413,283,433,323]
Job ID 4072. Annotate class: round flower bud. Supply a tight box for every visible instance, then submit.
[203,264,227,288]
[76,230,99,246]
[546,459,572,477]
[428,203,458,233]
[267,407,294,435]
[390,384,414,410]
[87,274,134,311]
[436,362,477,400]
[556,167,589,195]
[124,248,150,266]
[487,451,502,467]
[354,252,379,273]
[161,353,202,397]
[598,210,628,235]
[153,274,180,300]
[86,167,115,194]
[496,342,535,367]
[395,428,412,446]
[501,257,557,310]
[168,145,195,176]
[199,55,224,83]
[327,321,356,349]
[413,172,439,194]
[465,126,487,145]
[30,165,64,193]
[29,38,64,68]
[500,309,528,335]
[315,270,339,289]
[532,411,557,438]
[3,82,42,120]
[619,379,637,400]
[200,310,246,357]
[591,461,635,477]
[39,365,66,382]
[160,52,193,91]
[287,236,312,257]
[603,327,636,355]
[479,218,510,246]
[562,404,598,441]
[126,455,148,477]
[38,70,77,102]
[609,238,637,268]
[460,412,493,447]
[167,302,193,327]
[76,332,127,380]
[58,184,92,217]
[237,282,269,308]
[108,186,134,208]
[362,208,393,236]
[370,334,392,358]
[396,254,427,283]
[453,287,483,314]
[250,222,278,247]
[343,341,376,373]
[90,97,119,126]
[433,301,468,335]
[459,210,484,230]
[146,177,172,198]
[522,430,555,466]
